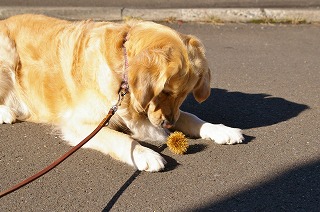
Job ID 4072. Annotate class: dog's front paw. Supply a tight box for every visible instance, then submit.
[200,123,244,145]
[133,145,167,172]
[0,105,16,124]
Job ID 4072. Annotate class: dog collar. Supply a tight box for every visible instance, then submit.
[121,36,129,93]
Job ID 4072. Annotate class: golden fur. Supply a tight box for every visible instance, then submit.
[0,14,243,172]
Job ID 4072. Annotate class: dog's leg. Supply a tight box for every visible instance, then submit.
[61,124,166,172]
[0,63,16,124]
[0,105,16,124]
[174,111,244,144]
[0,33,18,124]
[0,32,30,124]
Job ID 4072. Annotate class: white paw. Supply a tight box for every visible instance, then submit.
[133,145,167,172]
[0,105,16,124]
[200,123,244,145]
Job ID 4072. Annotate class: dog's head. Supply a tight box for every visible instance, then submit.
[125,22,211,128]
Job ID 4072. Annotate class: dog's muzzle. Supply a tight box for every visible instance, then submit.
[161,119,175,129]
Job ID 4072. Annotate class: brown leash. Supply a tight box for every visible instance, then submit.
[0,85,128,198]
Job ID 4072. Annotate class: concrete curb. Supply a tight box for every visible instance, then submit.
[0,7,319,23]
[0,7,123,21]
[124,8,320,23]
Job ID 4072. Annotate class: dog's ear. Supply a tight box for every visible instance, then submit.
[128,49,169,110]
[181,34,211,103]
[193,69,211,103]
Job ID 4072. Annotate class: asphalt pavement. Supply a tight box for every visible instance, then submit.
[0,2,320,212]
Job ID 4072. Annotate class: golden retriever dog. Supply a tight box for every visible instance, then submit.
[0,14,243,172]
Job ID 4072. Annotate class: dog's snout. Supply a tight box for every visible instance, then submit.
[161,119,175,129]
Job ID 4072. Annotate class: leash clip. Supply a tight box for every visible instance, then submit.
[110,81,129,115]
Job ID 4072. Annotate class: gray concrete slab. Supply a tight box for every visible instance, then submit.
[1,7,320,23]
[0,0,320,8]
[1,22,319,211]
[1,0,320,23]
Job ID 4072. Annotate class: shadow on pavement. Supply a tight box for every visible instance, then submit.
[103,170,141,212]
[102,142,180,211]
[102,88,310,211]
[181,88,309,130]
[190,159,320,211]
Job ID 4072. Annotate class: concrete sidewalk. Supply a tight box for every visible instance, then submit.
[1,0,320,8]
[0,0,320,23]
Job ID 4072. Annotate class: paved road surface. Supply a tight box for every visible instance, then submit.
[1,22,319,211]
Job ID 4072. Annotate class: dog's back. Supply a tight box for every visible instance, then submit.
[0,14,116,124]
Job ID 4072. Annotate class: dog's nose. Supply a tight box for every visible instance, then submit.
[161,120,174,129]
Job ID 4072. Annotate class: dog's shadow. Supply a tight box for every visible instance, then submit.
[103,89,309,211]
[181,88,309,131]
[142,88,309,161]
[142,88,308,161]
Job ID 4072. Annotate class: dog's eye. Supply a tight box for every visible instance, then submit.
[161,90,172,96]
